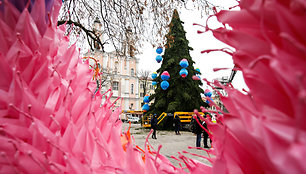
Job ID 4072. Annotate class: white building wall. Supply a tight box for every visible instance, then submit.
[135,100,139,110]
[121,78,125,95]
[124,99,129,111]
[125,79,129,94]
[110,58,113,70]
[90,49,142,111]
[103,55,107,69]
[127,60,130,73]
[120,58,123,73]
[135,78,139,96]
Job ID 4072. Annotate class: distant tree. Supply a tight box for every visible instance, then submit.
[57,0,219,54]
[137,70,151,99]
[148,9,208,116]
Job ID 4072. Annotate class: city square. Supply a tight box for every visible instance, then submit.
[0,0,305,173]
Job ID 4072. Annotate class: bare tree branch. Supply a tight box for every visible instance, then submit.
[138,70,151,97]
[57,20,105,51]
[58,0,222,54]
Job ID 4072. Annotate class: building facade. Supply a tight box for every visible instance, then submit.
[86,19,143,111]
[86,50,141,111]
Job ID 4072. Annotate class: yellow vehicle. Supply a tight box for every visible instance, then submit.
[142,115,151,128]
[173,112,194,123]
[174,112,205,122]
[142,112,204,128]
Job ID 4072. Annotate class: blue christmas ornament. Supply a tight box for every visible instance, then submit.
[161,75,169,81]
[156,55,162,63]
[161,81,169,90]
[195,68,201,74]
[161,71,170,81]
[179,68,188,78]
[151,72,157,79]
[156,47,163,54]
[204,91,212,97]
[152,81,157,86]
[143,95,150,103]
[179,59,189,68]
[142,104,150,112]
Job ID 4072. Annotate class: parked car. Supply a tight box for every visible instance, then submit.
[127,116,140,123]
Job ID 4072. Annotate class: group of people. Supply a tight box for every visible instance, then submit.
[193,115,210,148]
[150,114,211,149]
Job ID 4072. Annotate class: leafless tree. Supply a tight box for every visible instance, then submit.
[57,0,219,55]
[137,70,151,98]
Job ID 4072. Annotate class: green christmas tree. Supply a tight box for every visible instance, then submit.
[149,9,208,116]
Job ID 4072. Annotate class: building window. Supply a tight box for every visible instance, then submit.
[131,68,134,76]
[131,84,134,94]
[114,61,119,74]
[113,81,119,90]
[140,93,144,97]
[150,84,154,90]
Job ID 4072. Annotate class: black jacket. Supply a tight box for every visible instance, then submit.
[151,116,158,127]
[195,117,203,134]
[174,116,181,127]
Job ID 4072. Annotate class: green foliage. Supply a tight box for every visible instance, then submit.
[148,9,208,116]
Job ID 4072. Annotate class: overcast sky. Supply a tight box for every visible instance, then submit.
[136,0,248,92]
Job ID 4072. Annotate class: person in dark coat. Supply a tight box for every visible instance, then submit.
[202,116,209,148]
[174,115,181,135]
[194,115,203,147]
[151,114,158,139]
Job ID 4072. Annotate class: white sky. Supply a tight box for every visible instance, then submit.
[136,0,248,92]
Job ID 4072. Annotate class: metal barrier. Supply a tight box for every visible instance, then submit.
[142,112,204,128]
[174,112,204,123]
[142,112,167,128]
[157,113,167,125]
[142,114,152,128]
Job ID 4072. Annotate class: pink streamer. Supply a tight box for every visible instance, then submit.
[0,1,183,173]
[0,0,305,173]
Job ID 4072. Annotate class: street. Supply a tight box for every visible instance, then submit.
[122,122,212,168]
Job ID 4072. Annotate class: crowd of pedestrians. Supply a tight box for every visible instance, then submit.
[150,113,211,148]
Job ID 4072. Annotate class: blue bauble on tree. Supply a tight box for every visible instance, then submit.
[143,95,150,103]
[195,68,201,74]
[142,104,150,112]
[156,47,163,54]
[152,81,157,86]
[151,72,157,79]
[161,71,170,81]
[179,59,189,68]
[156,55,162,63]
[179,68,188,78]
[161,81,169,90]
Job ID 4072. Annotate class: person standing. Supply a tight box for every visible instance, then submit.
[151,114,158,139]
[174,115,181,135]
[202,117,209,148]
[194,115,203,147]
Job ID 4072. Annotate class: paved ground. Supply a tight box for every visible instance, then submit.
[121,122,212,169]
